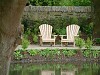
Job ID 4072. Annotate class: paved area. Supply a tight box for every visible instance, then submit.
[15,44,100,50]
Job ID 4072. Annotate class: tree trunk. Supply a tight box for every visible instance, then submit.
[92,0,100,38]
[0,0,27,75]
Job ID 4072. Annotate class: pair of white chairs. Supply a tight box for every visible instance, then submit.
[39,24,80,47]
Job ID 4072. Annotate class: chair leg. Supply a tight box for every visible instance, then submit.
[61,42,63,46]
[54,42,55,46]
[65,42,68,46]
[39,39,43,46]
[40,42,43,46]
[39,37,43,46]
[50,42,52,46]
[73,42,75,47]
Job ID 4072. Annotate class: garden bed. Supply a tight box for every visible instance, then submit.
[11,49,100,63]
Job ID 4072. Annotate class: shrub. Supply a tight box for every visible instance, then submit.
[70,17,78,24]
[55,28,66,35]
[62,49,76,57]
[93,38,100,45]
[39,48,50,57]
[52,48,60,56]
[84,22,93,37]
[13,50,23,60]
[28,49,38,56]
[78,16,93,37]
[85,37,93,49]
[22,15,94,43]
[28,0,91,6]
[32,34,38,44]
[39,48,60,57]
[24,28,31,36]
[73,0,91,6]
[75,37,85,49]
[82,49,91,58]
[92,50,100,58]
[22,38,30,50]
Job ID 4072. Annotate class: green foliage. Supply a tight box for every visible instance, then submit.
[39,48,50,57]
[92,50,100,58]
[83,49,100,58]
[70,17,78,24]
[84,22,93,37]
[62,49,76,57]
[78,16,93,37]
[94,38,100,44]
[39,48,60,57]
[21,16,40,35]
[21,17,33,32]
[22,15,93,38]
[22,38,30,50]
[73,0,91,6]
[55,28,66,35]
[28,49,38,56]
[48,17,67,35]
[39,48,78,58]
[13,50,23,60]
[85,37,93,49]
[52,48,61,56]
[32,34,38,44]
[22,17,68,36]
[28,0,91,6]
[75,37,85,49]
[29,0,61,6]
[13,49,100,60]
[82,49,91,57]
[59,0,74,6]
[25,28,31,35]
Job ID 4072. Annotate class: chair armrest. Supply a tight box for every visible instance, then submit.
[52,35,58,37]
[38,35,42,37]
[38,35,42,46]
[74,35,79,37]
[74,35,79,40]
[52,35,57,39]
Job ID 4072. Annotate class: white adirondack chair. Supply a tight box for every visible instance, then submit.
[60,24,80,47]
[39,24,56,46]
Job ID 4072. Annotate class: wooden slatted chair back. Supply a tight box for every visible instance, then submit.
[66,24,80,40]
[39,24,53,40]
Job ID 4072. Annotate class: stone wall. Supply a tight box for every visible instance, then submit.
[23,6,91,20]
